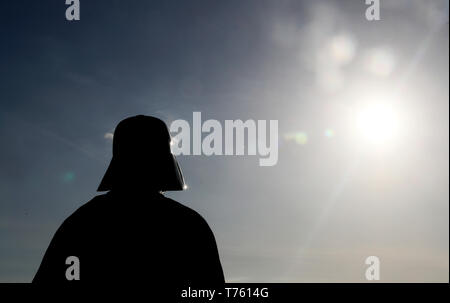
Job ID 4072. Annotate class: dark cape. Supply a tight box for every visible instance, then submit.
[33,190,225,284]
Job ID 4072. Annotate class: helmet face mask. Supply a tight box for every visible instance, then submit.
[97,115,186,192]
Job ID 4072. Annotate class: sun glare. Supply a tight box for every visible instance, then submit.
[356,103,400,146]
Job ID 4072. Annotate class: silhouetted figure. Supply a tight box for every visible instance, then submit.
[33,115,225,284]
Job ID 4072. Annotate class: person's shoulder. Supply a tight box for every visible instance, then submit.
[61,193,111,227]
[162,197,218,244]
[162,196,210,226]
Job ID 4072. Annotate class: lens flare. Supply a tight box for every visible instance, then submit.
[284,132,308,145]
[324,129,335,138]
[62,171,75,183]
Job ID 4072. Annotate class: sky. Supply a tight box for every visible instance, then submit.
[0,0,449,282]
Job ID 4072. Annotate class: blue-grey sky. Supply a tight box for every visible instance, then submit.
[1,0,448,282]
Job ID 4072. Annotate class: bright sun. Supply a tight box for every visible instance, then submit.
[356,103,400,145]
